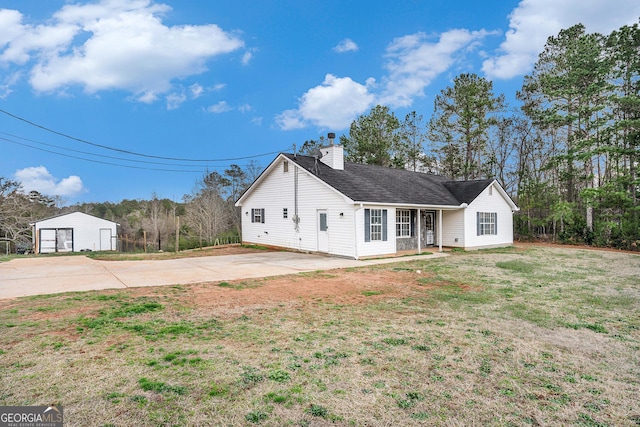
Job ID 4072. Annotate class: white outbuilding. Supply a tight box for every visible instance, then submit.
[31,212,119,254]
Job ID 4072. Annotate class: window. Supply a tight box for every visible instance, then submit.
[370,209,382,240]
[283,208,288,219]
[396,209,411,237]
[283,160,289,173]
[364,208,387,242]
[252,208,265,223]
[319,212,328,231]
[477,212,497,235]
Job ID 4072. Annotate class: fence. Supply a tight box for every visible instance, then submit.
[0,240,9,256]
[117,234,241,253]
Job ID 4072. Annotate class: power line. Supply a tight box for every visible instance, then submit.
[0,131,209,168]
[0,108,289,162]
[0,136,228,173]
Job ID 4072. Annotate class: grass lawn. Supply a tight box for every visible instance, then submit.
[0,246,638,426]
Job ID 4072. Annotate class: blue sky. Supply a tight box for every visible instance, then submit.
[1,0,639,204]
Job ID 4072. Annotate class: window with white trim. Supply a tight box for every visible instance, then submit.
[370,209,382,241]
[252,208,265,223]
[477,212,497,235]
[365,209,388,242]
[396,209,411,237]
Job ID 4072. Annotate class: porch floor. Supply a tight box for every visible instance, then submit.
[359,247,451,260]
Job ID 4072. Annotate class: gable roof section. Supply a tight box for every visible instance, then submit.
[444,179,494,205]
[284,154,496,207]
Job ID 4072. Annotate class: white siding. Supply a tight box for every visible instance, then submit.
[354,205,396,258]
[34,212,118,253]
[441,209,465,248]
[239,158,356,258]
[463,183,515,249]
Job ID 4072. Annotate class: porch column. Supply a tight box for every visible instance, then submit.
[438,209,443,252]
[417,208,421,254]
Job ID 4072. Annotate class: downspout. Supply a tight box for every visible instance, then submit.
[294,166,299,233]
[438,209,443,252]
[459,203,468,250]
[417,209,421,254]
[354,203,363,259]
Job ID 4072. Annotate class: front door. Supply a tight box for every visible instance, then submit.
[422,211,435,246]
[317,210,328,252]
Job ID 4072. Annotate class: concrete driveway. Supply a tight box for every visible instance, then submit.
[0,251,447,299]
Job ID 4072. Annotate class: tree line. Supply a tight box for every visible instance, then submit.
[1,22,638,252]
[331,22,638,250]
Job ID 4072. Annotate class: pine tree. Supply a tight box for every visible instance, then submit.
[428,73,505,180]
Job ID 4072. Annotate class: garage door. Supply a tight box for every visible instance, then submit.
[56,229,73,252]
[39,228,73,253]
[39,229,56,253]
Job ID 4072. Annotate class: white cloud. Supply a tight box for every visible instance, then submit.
[189,83,204,98]
[14,166,85,197]
[276,74,375,130]
[0,71,21,98]
[0,1,244,100]
[165,83,207,109]
[277,27,496,130]
[333,38,358,53]
[166,92,187,110]
[275,109,306,130]
[241,48,257,65]
[238,104,252,113]
[483,0,640,79]
[276,30,492,130]
[206,100,232,113]
[0,8,78,65]
[379,29,494,108]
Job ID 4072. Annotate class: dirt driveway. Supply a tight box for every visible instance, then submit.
[0,250,446,299]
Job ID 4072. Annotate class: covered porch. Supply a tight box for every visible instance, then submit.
[395,206,462,254]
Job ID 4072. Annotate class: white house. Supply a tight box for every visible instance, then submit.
[31,212,119,254]
[235,144,519,259]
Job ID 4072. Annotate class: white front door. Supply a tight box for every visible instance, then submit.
[317,210,328,252]
[423,211,435,246]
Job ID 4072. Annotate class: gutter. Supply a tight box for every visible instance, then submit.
[352,201,465,210]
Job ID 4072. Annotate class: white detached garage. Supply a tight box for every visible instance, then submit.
[31,212,119,254]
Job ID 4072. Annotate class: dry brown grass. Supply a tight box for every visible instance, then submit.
[0,246,638,426]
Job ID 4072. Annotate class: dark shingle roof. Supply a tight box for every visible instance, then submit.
[283,153,493,206]
[444,179,495,204]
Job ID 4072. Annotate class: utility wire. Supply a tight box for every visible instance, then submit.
[1,131,212,168]
[0,136,228,173]
[0,108,289,162]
